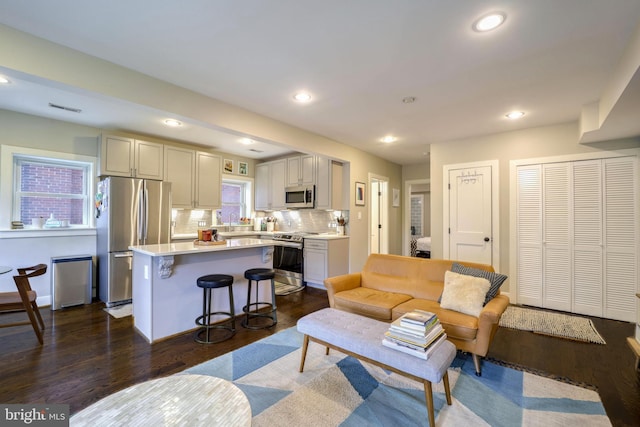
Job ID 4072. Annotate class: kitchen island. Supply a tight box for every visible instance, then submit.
[129,238,280,343]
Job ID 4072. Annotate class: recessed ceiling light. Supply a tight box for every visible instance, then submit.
[473,12,506,32]
[505,111,525,120]
[164,119,182,127]
[381,135,397,143]
[239,138,254,145]
[0,76,10,84]
[293,91,312,103]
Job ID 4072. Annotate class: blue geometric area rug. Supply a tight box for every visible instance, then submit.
[181,327,611,426]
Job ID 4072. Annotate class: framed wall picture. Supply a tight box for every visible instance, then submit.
[224,159,234,174]
[355,181,366,206]
[392,188,400,207]
[238,161,248,176]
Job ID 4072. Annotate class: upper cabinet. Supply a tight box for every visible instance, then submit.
[194,151,221,209]
[315,156,345,210]
[164,146,221,209]
[255,159,286,211]
[99,134,163,180]
[256,154,345,212]
[286,154,315,187]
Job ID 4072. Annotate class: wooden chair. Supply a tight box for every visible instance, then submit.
[0,264,47,344]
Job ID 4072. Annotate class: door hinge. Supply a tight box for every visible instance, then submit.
[448,183,450,190]
[448,228,450,234]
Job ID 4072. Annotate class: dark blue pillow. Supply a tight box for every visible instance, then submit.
[451,263,507,305]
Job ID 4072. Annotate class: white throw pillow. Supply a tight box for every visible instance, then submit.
[440,270,491,317]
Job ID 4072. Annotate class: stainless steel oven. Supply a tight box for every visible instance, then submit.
[272,233,304,288]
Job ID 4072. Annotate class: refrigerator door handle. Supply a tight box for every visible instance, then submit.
[137,187,144,241]
[144,186,149,241]
[114,251,133,258]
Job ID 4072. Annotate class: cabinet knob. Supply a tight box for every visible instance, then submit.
[484,237,491,242]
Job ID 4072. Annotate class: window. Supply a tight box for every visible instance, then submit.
[217,178,252,223]
[0,145,95,228]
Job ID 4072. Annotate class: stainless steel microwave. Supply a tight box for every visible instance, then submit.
[285,185,315,208]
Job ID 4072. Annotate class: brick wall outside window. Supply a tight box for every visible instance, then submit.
[17,162,86,224]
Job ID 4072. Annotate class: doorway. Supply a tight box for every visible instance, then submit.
[443,160,499,269]
[403,179,430,256]
[369,174,389,254]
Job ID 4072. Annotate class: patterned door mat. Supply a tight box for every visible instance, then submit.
[499,305,606,344]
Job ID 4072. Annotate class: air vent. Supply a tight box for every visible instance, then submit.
[49,103,82,113]
[249,148,264,153]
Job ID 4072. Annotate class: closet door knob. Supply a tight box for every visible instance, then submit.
[484,237,491,242]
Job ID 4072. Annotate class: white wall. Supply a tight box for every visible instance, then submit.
[0,25,405,272]
[430,121,640,293]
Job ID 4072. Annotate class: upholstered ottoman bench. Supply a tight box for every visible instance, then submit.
[297,308,456,427]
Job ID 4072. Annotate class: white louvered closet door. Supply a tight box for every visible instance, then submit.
[543,163,572,311]
[573,160,603,317]
[603,157,637,322]
[516,165,543,306]
[516,156,638,322]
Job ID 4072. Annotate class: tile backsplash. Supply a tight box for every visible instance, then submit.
[172,208,349,235]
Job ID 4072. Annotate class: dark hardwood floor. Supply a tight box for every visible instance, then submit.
[1,288,639,426]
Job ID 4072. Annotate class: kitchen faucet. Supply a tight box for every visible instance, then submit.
[228,212,237,231]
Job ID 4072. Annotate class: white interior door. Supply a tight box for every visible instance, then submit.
[448,166,493,265]
[369,176,388,254]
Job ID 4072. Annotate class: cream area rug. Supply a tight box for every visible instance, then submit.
[181,327,610,426]
[103,303,132,319]
[499,305,606,344]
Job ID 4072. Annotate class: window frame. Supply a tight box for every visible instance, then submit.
[0,145,96,230]
[219,174,253,221]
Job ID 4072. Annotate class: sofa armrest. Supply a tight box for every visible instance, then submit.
[474,294,510,357]
[479,294,510,324]
[324,273,362,307]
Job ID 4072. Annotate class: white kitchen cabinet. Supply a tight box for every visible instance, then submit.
[255,159,286,211]
[303,237,349,288]
[287,155,315,186]
[99,134,163,180]
[194,151,221,209]
[315,157,344,210]
[164,146,221,209]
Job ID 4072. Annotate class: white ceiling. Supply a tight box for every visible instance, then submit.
[1,1,640,164]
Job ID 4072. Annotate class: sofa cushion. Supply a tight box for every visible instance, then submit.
[333,287,413,321]
[439,271,490,317]
[393,299,479,341]
[451,262,507,305]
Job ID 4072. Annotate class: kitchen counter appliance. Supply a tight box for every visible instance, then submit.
[285,185,315,209]
[96,176,171,307]
[272,232,309,290]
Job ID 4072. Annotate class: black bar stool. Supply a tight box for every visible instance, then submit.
[242,268,277,329]
[195,274,235,344]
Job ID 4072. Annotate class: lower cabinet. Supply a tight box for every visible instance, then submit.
[303,238,349,288]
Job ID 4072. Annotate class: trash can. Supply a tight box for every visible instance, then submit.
[51,255,93,310]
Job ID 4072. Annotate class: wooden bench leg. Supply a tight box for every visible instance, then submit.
[423,371,452,427]
[443,371,452,405]
[423,380,435,427]
[299,334,310,372]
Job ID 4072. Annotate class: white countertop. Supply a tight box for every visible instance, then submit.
[304,234,350,240]
[172,231,275,240]
[130,237,298,256]
[171,231,349,241]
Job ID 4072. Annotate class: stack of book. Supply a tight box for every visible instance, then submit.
[11,221,24,229]
[382,309,447,360]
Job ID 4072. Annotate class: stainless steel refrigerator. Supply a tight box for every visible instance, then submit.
[96,176,171,307]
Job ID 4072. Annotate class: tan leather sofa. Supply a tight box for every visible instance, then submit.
[324,253,509,375]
